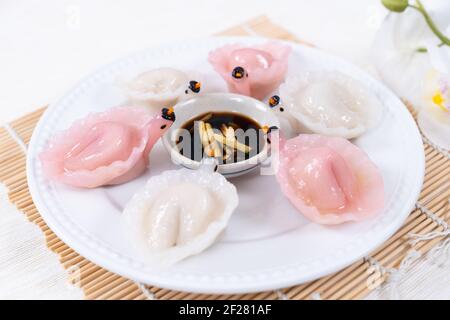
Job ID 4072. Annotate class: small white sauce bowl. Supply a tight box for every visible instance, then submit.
[162,93,279,177]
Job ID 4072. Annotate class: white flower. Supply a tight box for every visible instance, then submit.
[372,0,450,150]
[425,27,450,74]
[418,71,449,149]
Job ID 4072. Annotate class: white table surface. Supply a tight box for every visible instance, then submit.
[0,0,387,123]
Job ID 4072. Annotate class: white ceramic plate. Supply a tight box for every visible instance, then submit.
[27,37,424,294]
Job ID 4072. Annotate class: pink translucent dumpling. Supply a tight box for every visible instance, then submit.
[276,134,384,224]
[208,42,291,100]
[40,107,175,188]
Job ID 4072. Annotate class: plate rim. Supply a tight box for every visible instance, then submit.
[26,36,425,294]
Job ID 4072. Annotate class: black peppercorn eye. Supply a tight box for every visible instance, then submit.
[160,124,167,130]
[232,66,245,79]
[161,107,176,121]
[189,80,201,93]
[268,95,280,108]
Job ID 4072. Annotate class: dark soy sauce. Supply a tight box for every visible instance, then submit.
[177,111,265,164]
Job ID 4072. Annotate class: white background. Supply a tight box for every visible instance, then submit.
[0,0,388,123]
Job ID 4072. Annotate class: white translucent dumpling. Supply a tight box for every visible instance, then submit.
[122,161,238,267]
[125,67,198,110]
[279,72,382,138]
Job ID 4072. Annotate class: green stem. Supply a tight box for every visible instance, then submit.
[409,0,450,46]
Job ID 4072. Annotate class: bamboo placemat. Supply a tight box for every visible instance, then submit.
[0,16,449,300]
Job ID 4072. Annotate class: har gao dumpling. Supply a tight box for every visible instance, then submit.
[125,67,201,110]
[208,42,291,100]
[279,72,383,139]
[39,107,175,188]
[122,160,238,267]
[274,133,384,224]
